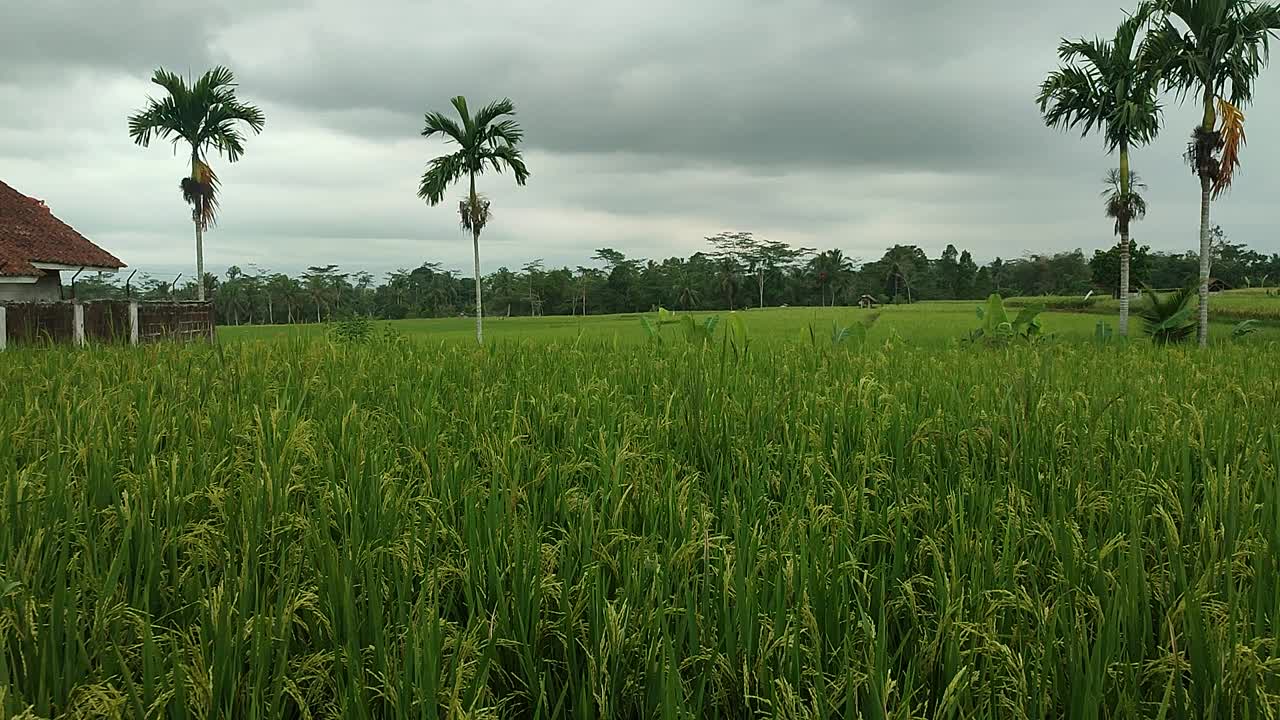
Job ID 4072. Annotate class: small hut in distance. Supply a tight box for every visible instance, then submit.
[858,294,879,309]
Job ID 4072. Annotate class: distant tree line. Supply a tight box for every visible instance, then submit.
[73,232,1280,326]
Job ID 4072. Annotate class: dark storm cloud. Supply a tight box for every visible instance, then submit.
[0,0,1276,277]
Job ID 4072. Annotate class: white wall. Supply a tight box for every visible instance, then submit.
[0,272,62,302]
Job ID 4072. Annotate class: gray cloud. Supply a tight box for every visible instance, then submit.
[1,0,1278,280]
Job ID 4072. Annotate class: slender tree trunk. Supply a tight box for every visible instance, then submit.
[1118,144,1131,337]
[470,173,483,345]
[268,298,274,325]
[190,150,207,303]
[1197,93,1216,348]
[194,219,205,302]
[1197,175,1212,347]
[758,271,765,309]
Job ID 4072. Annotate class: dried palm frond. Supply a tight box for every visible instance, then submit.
[1213,97,1246,198]
[181,158,220,230]
[459,194,492,233]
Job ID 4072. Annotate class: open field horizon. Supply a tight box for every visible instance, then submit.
[216,299,1280,346]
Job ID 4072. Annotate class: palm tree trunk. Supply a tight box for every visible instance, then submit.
[758,271,765,309]
[194,219,205,302]
[1196,93,1216,348]
[470,172,483,345]
[1197,175,1212,347]
[1118,144,1131,337]
[190,150,207,303]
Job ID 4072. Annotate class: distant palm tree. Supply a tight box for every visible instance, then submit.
[418,96,530,344]
[1103,169,1149,297]
[1148,0,1280,345]
[128,67,265,302]
[810,249,853,306]
[673,267,701,310]
[1038,7,1162,336]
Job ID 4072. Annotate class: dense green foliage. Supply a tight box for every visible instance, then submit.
[4,326,1279,718]
[72,237,1280,327]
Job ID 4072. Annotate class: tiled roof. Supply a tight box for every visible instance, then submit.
[0,181,125,277]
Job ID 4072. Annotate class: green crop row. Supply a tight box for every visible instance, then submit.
[3,339,1278,718]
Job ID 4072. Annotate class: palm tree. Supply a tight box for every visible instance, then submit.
[128,67,265,303]
[417,96,530,344]
[1103,169,1149,297]
[1038,7,1163,336]
[1148,0,1280,346]
[810,250,853,306]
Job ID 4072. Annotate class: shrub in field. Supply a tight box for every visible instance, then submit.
[966,293,1045,344]
[1232,319,1260,339]
[809,313,876,348]
[328,316,376,344]
[1139,284,1197,345]
[640,308,726,349]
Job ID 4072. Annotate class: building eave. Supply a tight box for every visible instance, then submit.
[31,262,122,273]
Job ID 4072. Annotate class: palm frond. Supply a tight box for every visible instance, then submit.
[1102,169,1148,234]
[1038,9,1163,152]
[422,111,467,145]
[450,96,474,141]
[182,159,221,230]
[417,150,469,204]
[1213,96,1246,197]
[484,144,530,185]
[472,98,517,133]
[1137,282,1197,344]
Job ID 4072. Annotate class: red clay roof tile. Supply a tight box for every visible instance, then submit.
[0,180,125,278]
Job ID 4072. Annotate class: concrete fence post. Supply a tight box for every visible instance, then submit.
[129,301,140,346]
[73,302,85,347]
[0,305,7,351]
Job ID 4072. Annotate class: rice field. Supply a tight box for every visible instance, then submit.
[3,313,1280,718]
[215,302,1280,346]
[1008,289,1280,323]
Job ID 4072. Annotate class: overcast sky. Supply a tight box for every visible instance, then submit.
[2,0,1278,280]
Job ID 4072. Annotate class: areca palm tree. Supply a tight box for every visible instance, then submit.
[417,96,530,344]
[1038,7,1163,336]
[1103,169,1149,296]
[128,67,265,303]
[1148,0,1280,346]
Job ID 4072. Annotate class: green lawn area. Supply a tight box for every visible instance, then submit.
[218,301,1280,345]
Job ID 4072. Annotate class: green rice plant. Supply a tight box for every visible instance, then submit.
[2,336,1279,718]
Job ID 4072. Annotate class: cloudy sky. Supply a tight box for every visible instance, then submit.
[2,0,1278,280]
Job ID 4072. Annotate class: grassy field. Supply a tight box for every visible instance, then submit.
[3,305,1280,718]
[217,302,1280,346]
